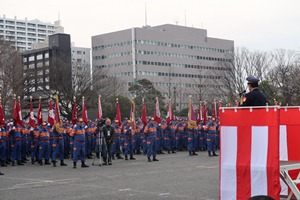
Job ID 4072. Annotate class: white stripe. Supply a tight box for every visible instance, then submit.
[279,125,288,195]
[279,125,288,161]
[220,126,237,200]
[251,126,268,196]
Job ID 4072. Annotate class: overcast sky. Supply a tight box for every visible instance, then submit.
[1,0,299,51]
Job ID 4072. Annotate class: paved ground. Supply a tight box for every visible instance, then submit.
[0,151,219,200]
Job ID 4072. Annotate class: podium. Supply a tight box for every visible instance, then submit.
[280,161,300,200]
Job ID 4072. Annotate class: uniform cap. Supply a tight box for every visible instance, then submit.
[246,76,260,83]
[77,118,83,122]
[150,117,155,121]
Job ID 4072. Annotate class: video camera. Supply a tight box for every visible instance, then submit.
[97,118,106,129]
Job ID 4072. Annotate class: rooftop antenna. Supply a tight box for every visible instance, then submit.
[145,2,147,26]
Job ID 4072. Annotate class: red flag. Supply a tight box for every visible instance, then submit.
[97,95,102,120]
[166,99,173,125]
[220,107,280,200]
[71,97,77,125]
[82,96,88,125]
[37,97,43,126]
[115,98,121,126]
[0,97,5,125]
[130,98,136,132]
[54,94,61,124]
[153,97,161,123]
[203,102,207,124]
[141,98,147,126]
[48,97,55,126]
[29,97,35,127]
[197,101,203,124]
[212,100,217,119]
[13,96,23,127]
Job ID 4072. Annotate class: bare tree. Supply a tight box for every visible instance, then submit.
[0,39,23,116]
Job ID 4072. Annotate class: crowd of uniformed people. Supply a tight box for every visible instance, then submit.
[0,115,220,175]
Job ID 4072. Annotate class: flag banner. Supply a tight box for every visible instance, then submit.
[188,96,196,128]
[219,107,280,200]
[97,95,102,120]
[13,96,23,127]
[29,97,35,128]
[130,98,136,132]
[37,97,43,125]
[48,97,55,126]
[82,97,88,125]
[154,97,161,123]
[54,94,61,124]
[166,99,173,125]
[0,97,5,125]
[203,103,207,124]
[71,97,77,125]
[279,106,300,195]
[116,98,121,126]
[141,99,147,126]
[197,101,203,124]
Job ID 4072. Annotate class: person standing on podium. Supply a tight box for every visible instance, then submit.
[240,76,266,107]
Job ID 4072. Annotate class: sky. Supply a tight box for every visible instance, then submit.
[1,0,300,51]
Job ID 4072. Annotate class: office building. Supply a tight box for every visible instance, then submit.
[0,15,64,51]
[92,24,234,110]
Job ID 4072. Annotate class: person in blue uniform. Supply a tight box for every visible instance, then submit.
[123,120,136,160]
[240,76,266,106]
[144,117,159,162]
[38,122,51,165]
[70,118,89,168]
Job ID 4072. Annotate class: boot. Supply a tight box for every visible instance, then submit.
[117,154,124,159]
[125,155,128,160]
[148,157,152,162]
[52,160,57,167]
[96,152,99,158]
[1,160,7,167]
[213,152,219,156]
[167,150,171,154]
[208,151,212,157]
[39,160,43,165]
[81,162,89,168]
[23,157,29,161]
[73,162,76,169]
[45,159,51,165]
[0,171,4,175]
[189,151,193,156]
[6,160,11,164]
[161,151,165,154]
[172,150,176,154]
[130,155,136,160]
[31,158,35,164]
[60,160,67,166]
[136,150,142,155]
[153,157,159,162]
[11,161,15,166]
[112,154,115,160]
[21,160,27,163]
[192,151,198,156]
[17,160,24,165]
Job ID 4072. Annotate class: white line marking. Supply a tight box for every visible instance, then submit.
[159,193,171,196]
[119,188,131,191]
[196,165,218,169]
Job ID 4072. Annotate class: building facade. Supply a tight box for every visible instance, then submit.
[71,46,91,91]
[0,15,64,51]
[21,33,72,98]
[92,24,234,110]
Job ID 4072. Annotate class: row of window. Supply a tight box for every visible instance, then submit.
[93,39,233,54]
[105,70,220,80]
[0,20,54,29]
[93,50,231,63]
[1,30,49,37]
[0,26,54,33]
[23,53,49,63]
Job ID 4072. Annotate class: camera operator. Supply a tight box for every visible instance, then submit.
[102,119,114,165]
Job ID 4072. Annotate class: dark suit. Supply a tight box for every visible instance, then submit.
[240,88,266,106]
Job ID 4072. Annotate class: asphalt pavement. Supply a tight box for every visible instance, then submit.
[0,151,219,200]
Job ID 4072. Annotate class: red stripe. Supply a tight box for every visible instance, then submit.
[267,125,280,199]
[286,125,300,161]
[236,126,251,199]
